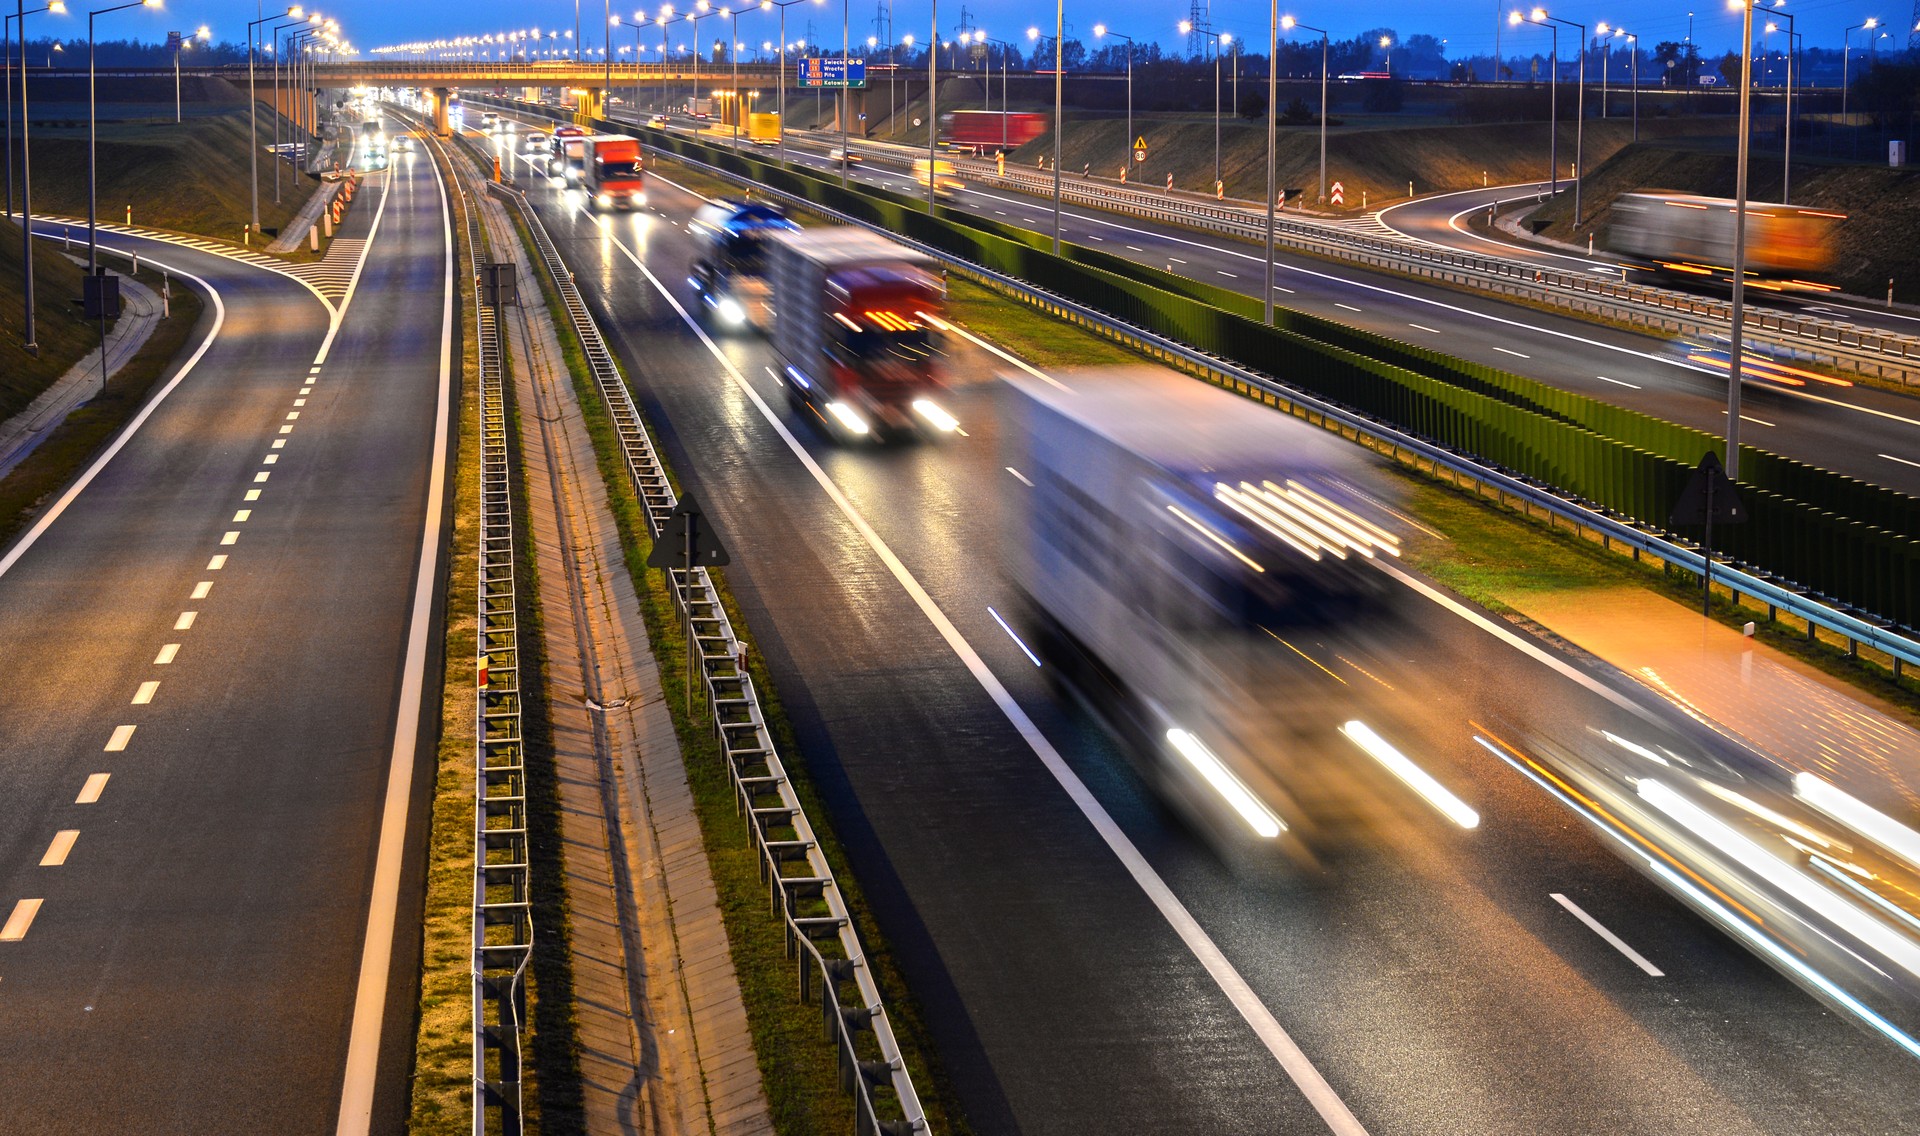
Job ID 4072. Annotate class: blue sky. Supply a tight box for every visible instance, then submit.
[92,0,1916,56]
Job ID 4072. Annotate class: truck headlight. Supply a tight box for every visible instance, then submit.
[596,193,612,207]
[825,402,871,435]
[911,399,958,433]
[715,297,747,326]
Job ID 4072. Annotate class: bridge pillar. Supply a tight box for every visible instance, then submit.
[574,86,606,124]
[427,87,451,136]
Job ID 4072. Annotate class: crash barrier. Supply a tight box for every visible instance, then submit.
[451,92,1920,663]
[410,118,534,1136]
[456,114,928,1133]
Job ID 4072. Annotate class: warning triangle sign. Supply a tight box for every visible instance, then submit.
[1133,136,1147,149]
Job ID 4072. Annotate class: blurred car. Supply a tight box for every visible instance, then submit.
[522,131,551,153]
[479,112,498,130]
[827,147,862,164]
[392,135,415,152]
[648,114,668,128]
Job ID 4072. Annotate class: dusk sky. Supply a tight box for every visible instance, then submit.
[65,0,1918,58]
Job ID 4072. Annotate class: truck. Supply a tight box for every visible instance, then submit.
[685,96,713,119]
[689,200,801,331]
[912,158,962,200]
[765,227,954,440]
[747,112,781,146]
[1607,192,1844,282]
[938,110,1047,153]
[1001,366,1404,856]
[577,135,646,210]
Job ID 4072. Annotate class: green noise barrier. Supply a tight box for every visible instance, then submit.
[608,117,1918,628]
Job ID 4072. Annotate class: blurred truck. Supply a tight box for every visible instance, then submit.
[747,112,780,146]
[689,200,801,331]
[938,110,1047,153]
[765,228,954,440]
[913,158,962,201]
[1608,192,1845,283]
[1002,366,1403,855]
[547,132,646,210]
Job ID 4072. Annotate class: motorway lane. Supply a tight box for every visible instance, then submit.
[496,139,1920,1134]
[1375,181,1920,341]
[606,113,1920,498]
[0,126,450,1134]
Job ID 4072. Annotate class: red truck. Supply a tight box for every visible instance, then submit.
[765,228,955,440]
[550,132,646,210]
[938,110,1048,153]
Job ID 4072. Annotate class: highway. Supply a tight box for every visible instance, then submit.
[613,112,1920,500]
[471,119,1920,1135]
[0,119,450,1135]
[1374,181,1920,340]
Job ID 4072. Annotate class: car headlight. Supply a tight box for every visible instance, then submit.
[596,193,612,206]
[716,297,746,325]
[911,399,959,433]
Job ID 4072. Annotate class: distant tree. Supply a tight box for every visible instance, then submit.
[1238,88,1267,119]
[1279,96,1316,124]
[1717,51,1743,87]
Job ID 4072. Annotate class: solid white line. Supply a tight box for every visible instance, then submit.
[1005,466,1034,487]
[1,898,43,941]
[1335,303,1363,313]
[132,681,159,705]
[334,116,454,1136]
[1408,323,1441,334]
[1494,347,1531,358]
[987,607,1044,667]
[1880,453,1920,469]
[602,223,1371,1136]
[1595,375,1642,389]
[76,773,110,804]
[104,725,136,752]
[40,830,79,867]
[1550,893,1665,976]
[0,258,226,582]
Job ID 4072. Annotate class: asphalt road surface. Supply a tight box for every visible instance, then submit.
[632,114,1920,500]
[0,123,451,1135]
[475,121,1920,1136]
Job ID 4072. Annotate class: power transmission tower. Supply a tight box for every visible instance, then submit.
[1909,0,1918,51]
[872,0,890,50]
[1188,0,1206,58]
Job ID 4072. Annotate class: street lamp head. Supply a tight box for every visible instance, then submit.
[1378,34,1388,46]
[1221,32,1232,44]
[1508,10,1522,25]
[47,0,67,12]
[1530,8,1546,22]
[611,15,621,25]
[1863,16,1876,27]
[1093,23,1106,36]
[1177,19,1192,34]
[1596,21,1609,34]
[1027,25,1039,39]
[1280,15,1296,30]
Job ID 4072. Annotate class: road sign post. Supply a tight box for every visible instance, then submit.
[646,494,731,714]
[797,57,867,89]
[1670,450,1747,616]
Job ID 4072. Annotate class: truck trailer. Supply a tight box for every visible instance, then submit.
[1002,366,1405,855]
[765,228,954,440]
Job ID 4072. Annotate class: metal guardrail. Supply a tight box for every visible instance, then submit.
[413,116,535,1136]
[467,127,928,1133]
[941,159,1920,383]
[638,138,1920,676]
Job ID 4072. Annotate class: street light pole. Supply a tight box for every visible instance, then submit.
[1841,19,1874,157]
[1766,7,1795,202]
[1051,0,1060,250]
[1282,17,1327,207]
[1530,11,1585,224]
[1093,25,1132,177]
[11,0,64,354]
[1180,20,1228,188]
[89,0,158,272]
[1510,9,1557,196]
[1628,32,1637,141]
[1725,0,1757,481]
[1263,0,1277,322]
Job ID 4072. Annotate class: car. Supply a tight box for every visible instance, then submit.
[479,112,498,128]
[392,135,415,152]
[648,114,668,128]
[522,131,551,153]
[827,147,862,164]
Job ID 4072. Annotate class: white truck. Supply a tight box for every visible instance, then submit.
[765,228,955,440]
[1002,366,1403,855]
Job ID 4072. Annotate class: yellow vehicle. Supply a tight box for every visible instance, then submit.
[747,112,780,147]
[913,158,962,200]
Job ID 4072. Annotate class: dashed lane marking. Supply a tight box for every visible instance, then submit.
[221,532,239,545]
[104,725,136,752]
[191,581,212,599]
[76,774,109,805]
[40,831,79,867]
[1551,893,1665,976]
[1,898,43,941]
[232,510,251,523]
[207,555,227,570]
[133,681,159,705]
[1409,324,1442,334]
[155,644,180,664]
[175,610,198,629]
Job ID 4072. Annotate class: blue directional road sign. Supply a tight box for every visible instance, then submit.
[798,57,867,89]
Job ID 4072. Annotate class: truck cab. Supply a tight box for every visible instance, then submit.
[689,201,801,331]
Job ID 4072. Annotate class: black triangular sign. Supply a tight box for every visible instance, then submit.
[1670,451,1746,527]
[646,493,732,569]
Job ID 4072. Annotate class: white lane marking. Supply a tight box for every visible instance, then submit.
[253,471,270,482]
[1125,244,1144,251]
[174,611,197,630]
[603,225,1372,1136]
[301,386,313,394]
[1169,256,1188,264]
[155,643,180,664]
[104,725,136,752]
[1,898,44,941]
[988,606,1043,667]
[334,113,455,1136]
[1721,410,1777,427]
[207,555,226,570]
[1550,893,1665,976]
[1218,270,1239,279]
[132,681,159,705]
[1596,375,1642,389]
[1408,324,1442,334]
[245,490,262,502]
[279,426,293,435]
[293,398,307,407]
[233,510,251,523]
[1087,234,1105,241]
[40,831,79,867]
[0,258,226,583]
[1335,303,1363,313]
[1005,466,1034,487]
[220,532,239,545]
[76,774,110,804]
[1494,347,1531,358]
[264,454,279,464]
[1274,285,1297,294]
[1881,453,1920,469]
[272,439,286,449]
[191,581,212,599]
[285,411,300,421]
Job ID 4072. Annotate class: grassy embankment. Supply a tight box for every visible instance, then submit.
[1521,138,1920,303]
[0,230,205,548]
